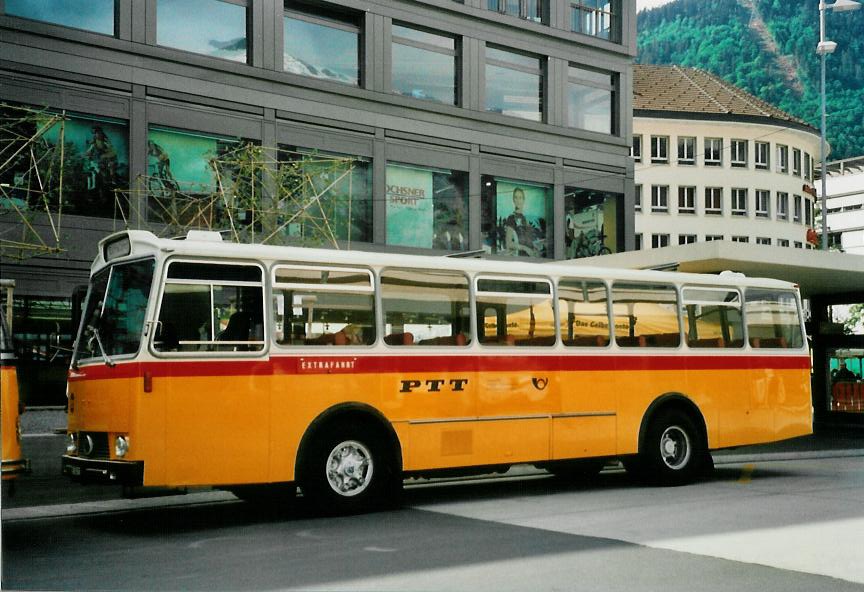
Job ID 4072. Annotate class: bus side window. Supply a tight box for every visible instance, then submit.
[380,269,471,347]
[155,262,265,354]
[272,266,376,347]
[476,278,554,347]
[611,283,680,348]
[558,279,609,347]
[682,288,744,349]
[744,289,803,349]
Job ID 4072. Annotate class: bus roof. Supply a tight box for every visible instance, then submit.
[94,230,799,291]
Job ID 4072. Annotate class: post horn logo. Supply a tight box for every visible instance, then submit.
[532,377,549,391]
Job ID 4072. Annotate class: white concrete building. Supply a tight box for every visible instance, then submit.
[821,156,864,255]
[632,65,821,250]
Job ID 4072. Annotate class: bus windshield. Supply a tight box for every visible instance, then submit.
[74,259,155,363]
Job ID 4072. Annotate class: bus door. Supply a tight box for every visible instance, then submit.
[474,278,554,465]
[555,279,617,459]
[153,261,270,486]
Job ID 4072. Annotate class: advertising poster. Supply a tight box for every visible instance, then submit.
[147,128,224,193]
[386,165,434,248]
[565,189,619,259]
[14,113,129,217]
[494,180,548,258]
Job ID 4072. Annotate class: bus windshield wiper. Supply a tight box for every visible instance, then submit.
[86,324,115,368]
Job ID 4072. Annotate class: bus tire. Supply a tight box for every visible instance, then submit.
[300,422,400,515]
[640,409,705,486]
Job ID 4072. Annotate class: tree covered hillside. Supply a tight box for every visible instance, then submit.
[637,0,864,160]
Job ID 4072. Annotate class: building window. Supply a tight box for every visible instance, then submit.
[635,233,642,250]
[704,138,723,167]
[567,66,615,134]
[565,188,620,258]
[481,176,552,258]
[732,236,749,243]
[158,0,247,63]
[392,25,458,105]
[756,237,771,245]
[634,184,642,211]
[679,234,696,245]
[5,0,116,35]
[731,139,747,167]
[651,185,668,213]
[386,164,468,251]
[705,187,722,215]
[571,0,619,41]
[3,106,128,219]
[279,147,372,245]
[755,189,770,218]
[651,136,668,164]
[487,0,546,24]
[777,144,789,173]
[632,135,642,162]
[777,192,789,221]
[778,239,790,247]
[804,152,811,181]
[795,241,803,248]
[792,148,801,176]
[677,136,695,165]
[678,186,695,214]
[755,141,770,170]
[705,234,723,241]
[793,194,802,223]
[651,234,670,248]
[485,46,544,122]
[284,3,360,85]
[805,198,813,226]
[731,188,748,217]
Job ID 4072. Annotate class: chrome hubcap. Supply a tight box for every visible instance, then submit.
[326,440,373,497]
[659,426,691,470]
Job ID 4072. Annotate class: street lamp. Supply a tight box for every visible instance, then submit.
[817,0,860,251]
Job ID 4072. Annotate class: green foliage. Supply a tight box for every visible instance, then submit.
[637,0,864,160]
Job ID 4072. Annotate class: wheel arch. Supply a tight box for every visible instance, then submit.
[295,402,403,482]
[637,393,709,455]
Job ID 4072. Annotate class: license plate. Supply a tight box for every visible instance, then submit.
[70,466,81,476]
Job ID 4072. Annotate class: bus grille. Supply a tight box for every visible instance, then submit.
[78,432,110,459]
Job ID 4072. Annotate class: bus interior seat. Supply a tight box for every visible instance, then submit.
[688,337,725,348]
[564,335,607,347]
[648,333,681,347]
[616,335,647,347]
[384,332,414,346]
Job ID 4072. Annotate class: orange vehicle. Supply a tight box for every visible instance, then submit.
[62,230,812,513]
[2,299,28,484]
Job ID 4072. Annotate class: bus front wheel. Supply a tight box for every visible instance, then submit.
[300,423,400,514]
[631,409,705,486]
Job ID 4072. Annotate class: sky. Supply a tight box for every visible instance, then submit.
[636,0,676,12]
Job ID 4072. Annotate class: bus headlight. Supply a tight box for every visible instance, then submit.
[115,435,129,458]
[66,433,78,454]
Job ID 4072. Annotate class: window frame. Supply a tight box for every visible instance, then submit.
[730,139,748,168]
[677,186,696,214]
[704,137,723,167]
[650,135,669,164]
[755,189,770,218]
[704,187,722,215]
[283,3,362,86]
[651,185,669,213]
[391,23,459,106]
[484,45,545,123]
[731,188,748,217]
[755,141,770,170]
[677,136,696,165]
[474,275,556,347]
[152,258,267,357]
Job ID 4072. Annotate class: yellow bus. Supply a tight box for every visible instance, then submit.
[2,299,28,485]
[62,230,812,513]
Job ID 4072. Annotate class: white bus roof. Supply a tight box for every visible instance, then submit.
[95,230,799,291]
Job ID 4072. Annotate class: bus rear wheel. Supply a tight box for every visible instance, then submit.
[635,409,705,486]
[300,423,399,515]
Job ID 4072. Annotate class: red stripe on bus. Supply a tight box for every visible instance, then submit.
[67,354,811,381]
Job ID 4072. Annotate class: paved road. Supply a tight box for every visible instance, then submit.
[3,451,864,591]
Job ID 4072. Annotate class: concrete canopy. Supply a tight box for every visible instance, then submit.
[572,242,864,300]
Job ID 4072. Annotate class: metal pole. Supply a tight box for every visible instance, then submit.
[820,51,828,250]
[819,1,829,251]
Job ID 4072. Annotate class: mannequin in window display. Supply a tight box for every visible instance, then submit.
[503,187,537,257]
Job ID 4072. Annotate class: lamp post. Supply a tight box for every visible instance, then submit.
[817,0,860,251]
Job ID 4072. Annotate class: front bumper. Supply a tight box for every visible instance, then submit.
[61,455,144,485]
